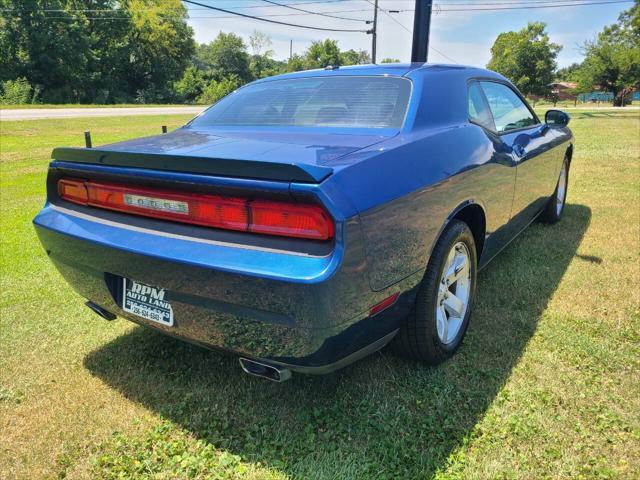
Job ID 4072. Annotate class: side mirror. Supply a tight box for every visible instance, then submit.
[545,109,570,126]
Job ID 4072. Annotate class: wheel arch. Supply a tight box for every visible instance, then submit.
[566,142,574,167]
[447,201,487,261]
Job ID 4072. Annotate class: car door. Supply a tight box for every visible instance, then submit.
[479,81,558,231]
[467,80,518,263]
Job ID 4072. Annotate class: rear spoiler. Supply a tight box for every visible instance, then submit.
[51,147,333,183]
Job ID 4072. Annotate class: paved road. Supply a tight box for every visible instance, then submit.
[0,106,206,121]
[2,105,637,122]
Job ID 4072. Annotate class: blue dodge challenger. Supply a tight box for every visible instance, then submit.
[34,63,573,381]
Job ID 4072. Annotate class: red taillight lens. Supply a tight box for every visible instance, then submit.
[250,199,333,240]
[85,182,249,232]
[57,178,88,205]
[57,178,333,241]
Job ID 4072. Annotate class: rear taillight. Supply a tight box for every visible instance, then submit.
[58,178,89,204]
[57,178,334,240]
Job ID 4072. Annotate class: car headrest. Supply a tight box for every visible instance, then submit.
[316,106,348,125]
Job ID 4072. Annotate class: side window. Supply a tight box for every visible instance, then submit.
[468,81,495,131]
[480,81,537,133]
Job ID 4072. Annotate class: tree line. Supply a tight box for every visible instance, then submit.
[0,0,637,105]
[175,35,397,105]
[487,1,639,106]
[0,0,396,105]
[0,0,194,103]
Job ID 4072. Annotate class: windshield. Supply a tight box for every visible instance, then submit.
[190,76,412,129]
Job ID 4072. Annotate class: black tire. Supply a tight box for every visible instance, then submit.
[392,220,477,364]
[539,157,569,224]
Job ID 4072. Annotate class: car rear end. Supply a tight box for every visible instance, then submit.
[33,72,414,377]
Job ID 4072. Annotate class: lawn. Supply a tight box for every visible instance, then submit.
[1,110,638,479]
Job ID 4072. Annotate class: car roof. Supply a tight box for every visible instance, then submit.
[253,63,505,83]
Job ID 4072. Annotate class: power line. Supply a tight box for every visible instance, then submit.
[375,0,628,61]
[3,0,630,15]
[2,0,353,12]
[14,0,622,9]
[56,0,351,10]
[365,0,459,63]
[188,7,369,19]
[260,0,367,22]
[198,0,351,9]
[4,0,631,23]
[437,0,632,11]
[386,0,632,12]
[396,0,627,4]
[181,0,369,32]
[424,0,622,3]
[6,8,375,21]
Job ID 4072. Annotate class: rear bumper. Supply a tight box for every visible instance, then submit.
[34,204,413,371]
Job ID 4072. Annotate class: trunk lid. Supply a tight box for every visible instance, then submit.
[52,127,394,183]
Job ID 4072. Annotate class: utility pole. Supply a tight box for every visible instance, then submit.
[411,0,433,63]
[289,39,293,60]
[371,0,378,63]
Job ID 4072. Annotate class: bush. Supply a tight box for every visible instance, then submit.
[174,66,207,103]
[197,76,241,105]
[134,86,176,104]
[0,78,37,105]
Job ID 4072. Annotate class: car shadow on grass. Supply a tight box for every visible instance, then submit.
[573,111,637,120]
[84,204,592,479]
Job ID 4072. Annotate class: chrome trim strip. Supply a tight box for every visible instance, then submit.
[50,204,327,258]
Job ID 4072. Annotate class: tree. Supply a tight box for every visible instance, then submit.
[0,0,194,103]
[196,33,251,83]
[249,30,273,57]
[556,63,582,82]
[620,0,640,37]
[247,31,282,79]
[304,39,342,69]
[576,0,640,105]
[0,77,37,104]
[487,22,561,97]
[0,0,97,102]
[340,49,371,66]
[124,0,195,103]
[174,66,207,103]
[381,58,401,63]
[198,75,241,105]
[250,55,285,80]
[286,54,306,73]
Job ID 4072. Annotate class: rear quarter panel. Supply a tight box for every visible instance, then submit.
[328,68,518,291]
[331,125,515,291]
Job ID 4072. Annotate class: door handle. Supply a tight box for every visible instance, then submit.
[533,124,550,138]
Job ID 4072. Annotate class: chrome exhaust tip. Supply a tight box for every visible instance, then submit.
[239,358,292,382]
[85,301,116,321]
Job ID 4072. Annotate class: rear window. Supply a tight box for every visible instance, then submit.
[190,76,412,129]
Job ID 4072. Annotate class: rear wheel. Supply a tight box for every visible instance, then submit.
[392,220,477,364]
[540,157,569,224]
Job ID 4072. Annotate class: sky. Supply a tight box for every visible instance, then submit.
[184,0,632,68]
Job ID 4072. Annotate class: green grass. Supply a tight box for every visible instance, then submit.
[1,102,636,110]
[528,100,639,109]
[1,111,639,479]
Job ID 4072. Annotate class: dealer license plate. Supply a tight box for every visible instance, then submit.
[121,278,174,327]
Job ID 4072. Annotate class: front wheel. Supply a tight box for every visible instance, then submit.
[540,158,569,224]
[392,220,477,364]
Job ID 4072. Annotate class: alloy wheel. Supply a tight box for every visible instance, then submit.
[436,241,471,344]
